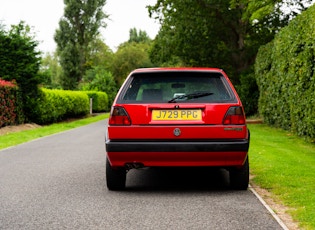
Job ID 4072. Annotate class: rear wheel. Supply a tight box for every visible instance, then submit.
[229,156,249,190]
[106,157,126,190]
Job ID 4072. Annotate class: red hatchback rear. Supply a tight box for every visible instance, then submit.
[106,68,250,190]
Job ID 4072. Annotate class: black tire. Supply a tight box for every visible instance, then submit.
[229,156,249,190]
[106,157,126,191]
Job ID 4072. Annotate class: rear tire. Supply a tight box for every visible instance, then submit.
[106,157,126,191]
[229,156,249,190]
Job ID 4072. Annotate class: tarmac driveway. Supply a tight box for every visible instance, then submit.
[0,120,285,229]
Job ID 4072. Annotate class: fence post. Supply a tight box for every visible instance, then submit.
[90,98,93,115]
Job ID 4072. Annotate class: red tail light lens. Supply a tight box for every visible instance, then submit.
[223,106,245,125]
[108,106,131,125]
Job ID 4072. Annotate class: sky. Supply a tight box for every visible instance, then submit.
[0,0,160,53]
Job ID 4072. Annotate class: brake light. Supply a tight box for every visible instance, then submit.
[223,106,245,125]
[108,106,131,125]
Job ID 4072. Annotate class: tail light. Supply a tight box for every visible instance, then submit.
[108,106,131,125]
[223,106,245,125]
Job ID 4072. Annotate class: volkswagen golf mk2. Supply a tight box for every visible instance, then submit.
[106,68,250,190]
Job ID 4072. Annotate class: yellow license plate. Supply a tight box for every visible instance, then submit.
[152,109,202,121]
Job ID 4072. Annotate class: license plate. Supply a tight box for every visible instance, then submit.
[152,109,201,121]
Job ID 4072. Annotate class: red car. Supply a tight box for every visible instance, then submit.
[106,68,250,190]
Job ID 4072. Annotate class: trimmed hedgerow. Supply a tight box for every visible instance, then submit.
[255,5,315,141]
[85,91,108,112]
[0,86,108,126]
[0,79,24,127]
[35,88,89,124]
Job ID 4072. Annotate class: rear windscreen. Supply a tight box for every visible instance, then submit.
[119,71,237,103]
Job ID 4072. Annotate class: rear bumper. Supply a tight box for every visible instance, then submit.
[106,140,249,152]
[106,139,249,167]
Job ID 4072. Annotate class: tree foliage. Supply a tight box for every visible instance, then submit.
[40,52,63,89]
[79,66,117,108]
[147,0,313,116]
[128,28,151,44]
[148,0,313,82]
[88,36,113,69]
[54,0,108,90]
[111,42,154,86]
[0,22,41,122]
[110,29,154,86]
[78,36,116,106]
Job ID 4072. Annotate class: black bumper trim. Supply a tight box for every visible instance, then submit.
[106,140,249,152]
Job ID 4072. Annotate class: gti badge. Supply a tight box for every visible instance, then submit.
[173,128,181,137]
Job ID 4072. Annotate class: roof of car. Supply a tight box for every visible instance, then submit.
[131,67,224,73]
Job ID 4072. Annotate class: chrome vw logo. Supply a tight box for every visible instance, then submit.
[173,128,181,137]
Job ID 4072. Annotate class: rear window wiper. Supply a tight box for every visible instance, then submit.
[168,92,213,103]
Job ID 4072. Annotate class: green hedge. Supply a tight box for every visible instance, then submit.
[1,87,108,126]
[255,5,315,140]
[35,88,90,124]
[85,91,108,112]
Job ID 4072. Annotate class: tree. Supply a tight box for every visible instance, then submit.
[111,29,154,86]
[0,22,42,122]
[111,42,154,86]
[54,0,108,90]
[148,0,313,116]
[88,36,114,69]
[149,26,184,67]
[148,0,313,82]
[40,52,63,89]
[79,66,117,107]
[128,28,151,44]
[78,37,116,105]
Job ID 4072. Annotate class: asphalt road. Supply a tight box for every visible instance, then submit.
[0,120,284,230]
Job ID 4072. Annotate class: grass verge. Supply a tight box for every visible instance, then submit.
[248,124,315,229]
[0,114,108,150]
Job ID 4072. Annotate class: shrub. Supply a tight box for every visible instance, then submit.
[0,79,24,127]
[0,79,16,87]
[35,88,89,124]
[255,5,315,140]
[85,91,108,113]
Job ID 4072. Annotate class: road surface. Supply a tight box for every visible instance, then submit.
[0,120,284,229]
